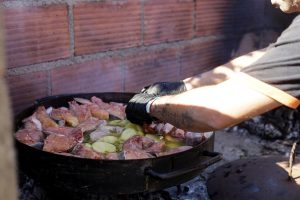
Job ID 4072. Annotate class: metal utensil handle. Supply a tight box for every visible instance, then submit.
[145,151,222,180]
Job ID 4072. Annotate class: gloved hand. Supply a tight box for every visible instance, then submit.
[141,81,187,96]
[125,93,157,125]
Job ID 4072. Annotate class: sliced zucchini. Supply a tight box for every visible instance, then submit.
[120,128,137,141]
[108,119,129,127]
[92,141,117,153]
[99,135,119,144]
[165,141,184,149]
[145,134,162,142]
[164,135,183,143]
[136,131,145,136]
[107,119,122,126]
[125,122,141,130]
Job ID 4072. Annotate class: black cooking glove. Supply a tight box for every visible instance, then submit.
[125,93,157,125]
[141,81,187,96]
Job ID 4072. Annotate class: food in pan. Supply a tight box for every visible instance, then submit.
[15,96,206,160]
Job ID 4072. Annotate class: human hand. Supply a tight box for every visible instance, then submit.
[141,81,187,96]
[125,93,157,125]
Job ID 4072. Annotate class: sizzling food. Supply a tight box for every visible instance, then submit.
[15,96,206,160]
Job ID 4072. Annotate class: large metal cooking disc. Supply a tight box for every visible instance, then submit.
[15,93,218,195]
[207,156,300,200]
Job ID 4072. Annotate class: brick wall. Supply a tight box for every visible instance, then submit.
[1,0,295,114]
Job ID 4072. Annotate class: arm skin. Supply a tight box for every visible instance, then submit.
[147,48,271,132]
[182,48,267,90]
[150,78,281,132]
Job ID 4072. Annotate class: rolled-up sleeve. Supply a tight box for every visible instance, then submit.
[241,15,300,108]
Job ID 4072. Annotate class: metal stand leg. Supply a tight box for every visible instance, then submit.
[288,140,298,181]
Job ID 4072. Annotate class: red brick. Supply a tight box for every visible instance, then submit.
[51,57,123,95]
[7,71,49,115]
[4,5,70,68]
[74,1,142,55]
[195,0,236,36]
[179,39,230,79]
[144,0,194,45]
[123,47,180,92]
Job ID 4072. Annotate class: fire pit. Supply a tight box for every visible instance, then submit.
[19,172,211,200]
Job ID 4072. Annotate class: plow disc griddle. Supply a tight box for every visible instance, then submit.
[15,92,221,195]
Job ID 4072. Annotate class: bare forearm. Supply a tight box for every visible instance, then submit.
[183,48,267,90]
[150,92,216,132]
[150,78,280,132]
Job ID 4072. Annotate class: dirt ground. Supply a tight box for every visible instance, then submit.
[211,128,294,169]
